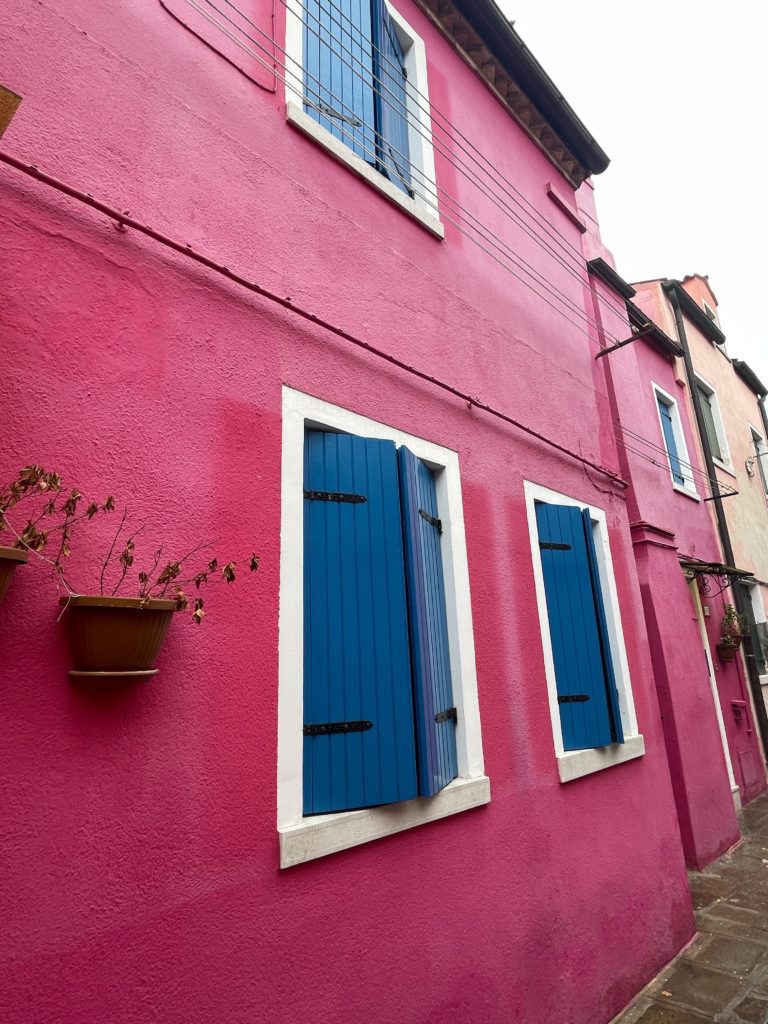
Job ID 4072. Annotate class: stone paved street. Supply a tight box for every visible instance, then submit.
[615,793,768,1023]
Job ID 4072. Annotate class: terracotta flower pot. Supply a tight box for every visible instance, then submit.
[60,594,177,681]
[0,545,28,602]
[717,643,738,662]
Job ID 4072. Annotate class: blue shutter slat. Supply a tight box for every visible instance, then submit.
[581,509,624,744]
[535,502,616,750]
[372,0,412,195]
[657,398,685,485]
[398,447,458,797]
[304,0,376,162]
[304,431,418,815]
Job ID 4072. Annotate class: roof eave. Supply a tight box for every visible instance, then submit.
[426,0,609,180]
[733,359,768,398]
[662,280,727,346]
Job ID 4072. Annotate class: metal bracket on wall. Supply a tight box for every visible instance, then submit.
[594,326,655,359]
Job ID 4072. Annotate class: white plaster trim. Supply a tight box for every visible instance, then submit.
[556,735,645,783]
[277,387,486,865]
[652,381,699,496]
[749,424,768,496]
[694,372,732,470]
[280,775,490,868]
[672,482,702,502]
[688,578,738,793]
[287,103,444,238]
[702,299,720,327]
[283,0,442,234]
[523,480,643,782]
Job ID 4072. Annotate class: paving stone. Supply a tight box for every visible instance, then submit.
[632,1003,713,1023]
[696,911,768,945]
[727,994,768,1023]
[706,858,768,885]
[648,960,744,1016]
[685,933,766,975]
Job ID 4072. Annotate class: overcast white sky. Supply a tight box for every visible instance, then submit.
[496,0,768,388]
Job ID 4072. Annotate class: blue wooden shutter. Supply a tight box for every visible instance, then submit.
[303,0,376,163]
[303,431,418,814]
[580,508,624,744]
[535,502,621,750]
[657,397,686,485]
[398,447,458,796]
[371,0,412,195]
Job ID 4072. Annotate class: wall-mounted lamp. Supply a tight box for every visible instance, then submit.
[0,85,22,140]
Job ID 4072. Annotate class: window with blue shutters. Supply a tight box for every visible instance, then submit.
[526,481,644,782]
[653,384,697,495]
[301,0,415,196]
[303,430,458,814]
[535,501,624,751]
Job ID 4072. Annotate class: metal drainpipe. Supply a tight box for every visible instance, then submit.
[665,282,768,762]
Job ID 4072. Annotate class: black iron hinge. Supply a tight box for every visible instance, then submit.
[419,508,443,533]
[557,694,590,704]
[540,542,571,551]
[304,720,373,737]
[304,490,367,504]
[434,707,458,724]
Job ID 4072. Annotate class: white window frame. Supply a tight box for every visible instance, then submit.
[284,0,443,238]
[694,373,732,472]
[652,383,700,500]
[278,387,489,868]
[702,299,720,326]
[524,480,644,783]
[750,424,768,496]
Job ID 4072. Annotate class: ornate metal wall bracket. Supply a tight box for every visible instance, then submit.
[680,558,754,598]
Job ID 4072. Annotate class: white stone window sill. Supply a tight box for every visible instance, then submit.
[286,101,445,240]
[279,775,490,868]
[557,734,645,783]
[673,483,701,502]
[713,458,736,478]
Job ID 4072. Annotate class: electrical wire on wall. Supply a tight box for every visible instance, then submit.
[170,0,636,346]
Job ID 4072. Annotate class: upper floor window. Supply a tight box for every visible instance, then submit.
[653,384,698,497]
[751,426,768,495]
[695,374,731,469]
[285,0,441,235]
[702,299,720,326]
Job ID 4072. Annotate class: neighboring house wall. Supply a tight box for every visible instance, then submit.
[680,277,768,721]
[578,224,741,866]
[634,278,768,807]
[0,2,694,1023]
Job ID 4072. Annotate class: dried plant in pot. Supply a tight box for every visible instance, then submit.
[717,603,748,663]
[0,466,63,603]
[13,482,259,682]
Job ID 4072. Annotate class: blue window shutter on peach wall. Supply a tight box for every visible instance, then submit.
[535,502,623,750]
[398,447,458,796]
[303,431,418,814]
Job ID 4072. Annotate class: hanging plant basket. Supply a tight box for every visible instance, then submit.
[0,546,28,602]
[717,643,739,662]
[60,595,177,682]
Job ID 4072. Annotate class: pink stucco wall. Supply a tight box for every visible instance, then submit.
[0,2,694,1021]
[629,280,767,811]
[577,200,745,861]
